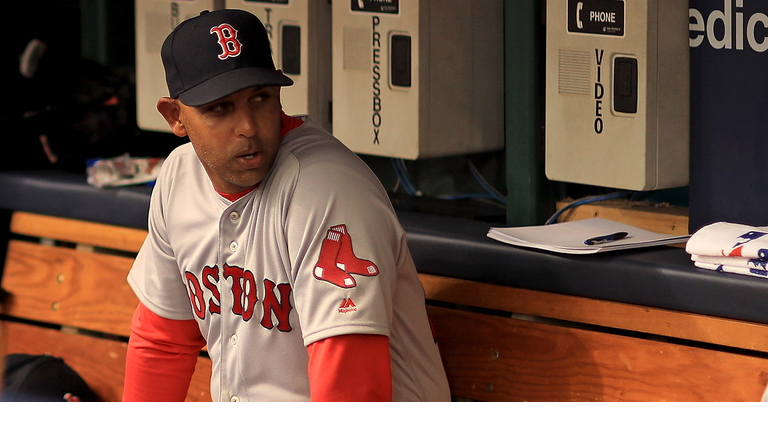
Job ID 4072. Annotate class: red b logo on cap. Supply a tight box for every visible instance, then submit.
[210,23,242,60]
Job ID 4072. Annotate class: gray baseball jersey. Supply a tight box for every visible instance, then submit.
[128,116,451,402]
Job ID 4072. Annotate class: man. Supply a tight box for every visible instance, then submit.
[123,9,450,402]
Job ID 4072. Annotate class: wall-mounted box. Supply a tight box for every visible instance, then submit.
[228,0,332,132]
[332,0,504,159]
[135,0,217,133]
[545,0,690,191]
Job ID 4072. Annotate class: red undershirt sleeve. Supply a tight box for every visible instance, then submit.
[306,334,392,402]
[122,303,207,402]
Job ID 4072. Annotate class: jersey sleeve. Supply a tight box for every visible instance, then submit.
[127,148,196,320]
[279,130,405,345]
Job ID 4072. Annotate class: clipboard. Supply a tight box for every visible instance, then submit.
[487,218,689,254]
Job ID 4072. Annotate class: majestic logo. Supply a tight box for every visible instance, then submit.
[338,298,358,314]
[313,224,379,288]
[210,23,243,60]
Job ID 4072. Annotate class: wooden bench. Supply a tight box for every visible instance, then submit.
[423,276,768,401]
[3,211,768,401]
[0,212,211,401]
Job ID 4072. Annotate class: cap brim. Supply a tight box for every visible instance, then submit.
[177,67,294,106]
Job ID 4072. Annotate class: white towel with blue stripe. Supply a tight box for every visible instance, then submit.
[691,254,768,270]
[693,261,768,278]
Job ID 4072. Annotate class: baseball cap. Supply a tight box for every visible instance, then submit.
[161,9,293,107]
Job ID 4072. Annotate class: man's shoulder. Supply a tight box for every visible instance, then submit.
[281,116,336,149]
[281,118,363,168]
[153,143,205,196]
[166,142,196,160]
[274,120,387,203]
[159,143,198,175]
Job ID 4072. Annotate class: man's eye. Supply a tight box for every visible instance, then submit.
[202,101,232,114]
[252,93,269,103]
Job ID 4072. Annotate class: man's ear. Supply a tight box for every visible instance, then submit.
[157,97,188,137]
[270,78,284,111]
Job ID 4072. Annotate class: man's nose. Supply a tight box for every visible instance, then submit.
[234,108,257,138]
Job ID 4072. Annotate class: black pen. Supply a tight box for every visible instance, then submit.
[584,231,628,245]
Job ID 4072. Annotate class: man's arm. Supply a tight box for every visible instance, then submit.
[123,303,207,402]
[306,334,392,402]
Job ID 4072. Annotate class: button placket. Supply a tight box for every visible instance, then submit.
[225,207,241,255]
[218,199,253,405]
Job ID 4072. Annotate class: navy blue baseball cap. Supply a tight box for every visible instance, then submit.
[161,9,293,107]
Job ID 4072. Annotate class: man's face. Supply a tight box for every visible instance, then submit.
[177,86,283,194]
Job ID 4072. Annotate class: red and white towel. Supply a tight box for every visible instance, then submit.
[686,222,768,279]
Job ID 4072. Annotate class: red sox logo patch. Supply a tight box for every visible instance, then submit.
[313,224,378,288]
[210,23,243,60]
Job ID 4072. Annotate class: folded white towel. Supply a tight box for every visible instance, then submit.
[690,254,768,271]
[693,261,768,278]
[686,222,768,259]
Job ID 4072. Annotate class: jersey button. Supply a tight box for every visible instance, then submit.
[229,211,240,223]
[230,334,238,345]
[230,395,240,402]
[229,241,238,252]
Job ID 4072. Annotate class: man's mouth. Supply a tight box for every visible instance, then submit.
[236,147,261,158]
[235,150,263,168]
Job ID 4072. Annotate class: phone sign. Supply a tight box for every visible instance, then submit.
[568,0,625,36]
